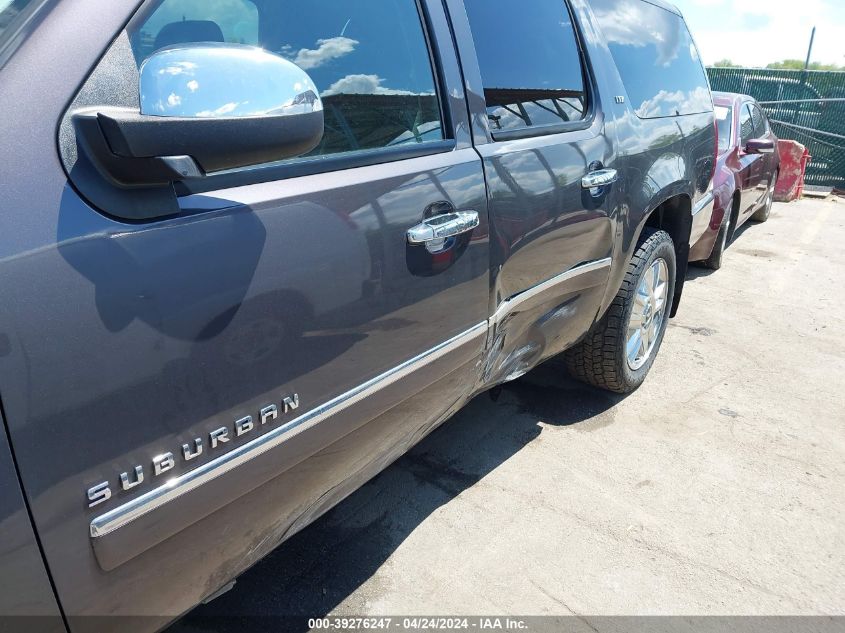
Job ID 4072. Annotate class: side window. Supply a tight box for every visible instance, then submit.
[591,0,712,119]
[129,0,444,159]
[740,104,755,145]
[750,104,767,138]
[463,0,587,133]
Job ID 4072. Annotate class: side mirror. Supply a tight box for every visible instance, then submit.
[745,138,775,155]
[74,43,324,186]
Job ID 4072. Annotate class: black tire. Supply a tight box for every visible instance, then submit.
[702,220,728,270]
[564,228,677,394]
[751,175,776,223]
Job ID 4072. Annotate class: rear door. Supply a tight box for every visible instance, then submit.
[750,102,777,192]
[738,102,764,214]
[444,0,616,380]
[0,0,488,627]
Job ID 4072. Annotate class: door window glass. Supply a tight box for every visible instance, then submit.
[591,0,712,119]
[750,104,767,137]
[130,0,444,159]
[463,0,587,132]
[132,0,259,53]
[739,104,755,145]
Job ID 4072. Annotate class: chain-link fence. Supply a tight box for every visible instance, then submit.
[707,67,845,190]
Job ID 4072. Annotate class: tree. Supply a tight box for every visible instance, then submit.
[713,59,740,68]
[767,59,844,71]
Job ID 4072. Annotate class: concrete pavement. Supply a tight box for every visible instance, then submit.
[176,197,845,627]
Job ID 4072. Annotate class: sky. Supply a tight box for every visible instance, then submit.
[673,0,845,67]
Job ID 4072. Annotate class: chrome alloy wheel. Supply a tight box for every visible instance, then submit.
[626,258,669,370]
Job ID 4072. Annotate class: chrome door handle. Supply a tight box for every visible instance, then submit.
[407,211,480,248]
[581,169,618,189]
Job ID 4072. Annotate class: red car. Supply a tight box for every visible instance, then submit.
[692,92,780,269]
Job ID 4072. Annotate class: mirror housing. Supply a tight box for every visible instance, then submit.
[139,43,322,120]
[75,44,324,186]
[745,138,776,155]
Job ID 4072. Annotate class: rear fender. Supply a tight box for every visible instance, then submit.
[601,184,693,322]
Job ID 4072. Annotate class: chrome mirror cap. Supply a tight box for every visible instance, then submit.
[139,43,323,119]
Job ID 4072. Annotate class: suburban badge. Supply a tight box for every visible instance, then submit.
[86,394,300,508]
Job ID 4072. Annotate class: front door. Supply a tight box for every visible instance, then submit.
[0,0,489,626]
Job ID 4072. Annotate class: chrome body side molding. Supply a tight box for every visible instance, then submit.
[90,322,487,539]
[482,258,614,385]
[492,257,613,326]
[90,261,611,542]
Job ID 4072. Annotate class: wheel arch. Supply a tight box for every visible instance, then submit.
[598,190,695,323]
[636,194,693,318]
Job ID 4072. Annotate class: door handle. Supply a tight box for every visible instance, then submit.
[407,211,480,251]
[581,168,618,189]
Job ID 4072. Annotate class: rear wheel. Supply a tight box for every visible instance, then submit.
[564,228,677,393]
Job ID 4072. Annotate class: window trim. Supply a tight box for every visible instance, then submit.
[0,0,50,71]
[469,0,597,143]
[415,0,454,146]
[176,139,456,197]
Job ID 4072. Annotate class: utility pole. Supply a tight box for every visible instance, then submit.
[803,27,816,71]
[793,27,817,125]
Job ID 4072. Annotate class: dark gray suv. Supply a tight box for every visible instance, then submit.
[0,0,715,631]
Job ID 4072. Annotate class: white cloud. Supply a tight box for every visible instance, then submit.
[292,37,358,70]
[321,74,421,96]
[636,86,712,118]
[196,102,240,117]
[158,61,198,76]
